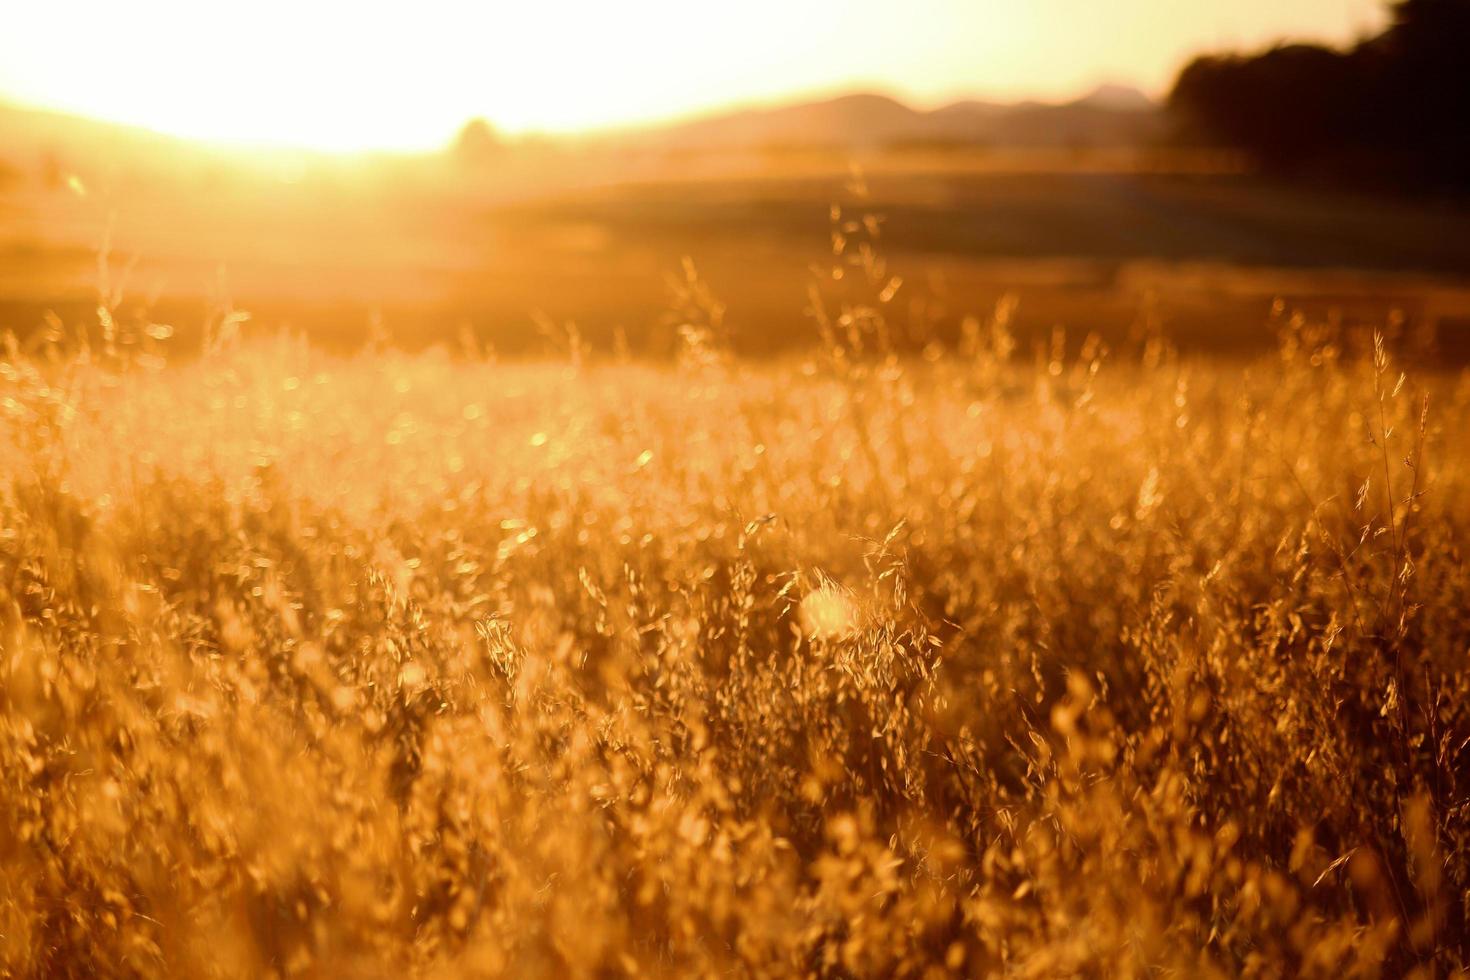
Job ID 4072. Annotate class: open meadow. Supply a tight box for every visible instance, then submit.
[3,288,1469,974]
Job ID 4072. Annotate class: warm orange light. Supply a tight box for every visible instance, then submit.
[0,0,1385,151]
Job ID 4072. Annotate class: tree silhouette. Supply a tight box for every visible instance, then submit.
[1371,0,1470,176]
[452,118,504,167]
[1170,0,1470,185]
[1171,46,1358,170]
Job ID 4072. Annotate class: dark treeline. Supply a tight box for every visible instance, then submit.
[1170,0,1470,188]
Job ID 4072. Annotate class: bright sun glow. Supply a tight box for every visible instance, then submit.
[0,0,1385,151]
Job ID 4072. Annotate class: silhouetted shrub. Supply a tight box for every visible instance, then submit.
[1170,0,1470,186]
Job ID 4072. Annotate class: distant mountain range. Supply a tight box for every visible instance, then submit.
[0,81,1166,179]
[610,84,1165,152]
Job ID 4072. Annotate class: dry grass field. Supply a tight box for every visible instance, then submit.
[7,3,1470,976]
[2,228,1469,975]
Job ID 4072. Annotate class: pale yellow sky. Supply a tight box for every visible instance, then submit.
[0,0,1387,150]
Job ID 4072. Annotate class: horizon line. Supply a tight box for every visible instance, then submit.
[0,76,1165,157]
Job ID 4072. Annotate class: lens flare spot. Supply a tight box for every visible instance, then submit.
[799,585,858,640]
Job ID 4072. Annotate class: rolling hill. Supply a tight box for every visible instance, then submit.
[612,84,1165,151]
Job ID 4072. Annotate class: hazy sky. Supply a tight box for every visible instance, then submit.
[1,0,1387,150]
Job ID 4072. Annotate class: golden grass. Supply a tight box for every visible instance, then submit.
[1,297,1468,976]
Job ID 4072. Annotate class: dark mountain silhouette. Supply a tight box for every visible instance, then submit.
[633,93,928,149]
[613,85,1162,152]
[1076,82,1158,112]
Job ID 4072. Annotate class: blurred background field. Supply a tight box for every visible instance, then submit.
[4,95,1470,360]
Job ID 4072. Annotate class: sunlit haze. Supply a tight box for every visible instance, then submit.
[1,0,1385,150]
[6,0,1470,971]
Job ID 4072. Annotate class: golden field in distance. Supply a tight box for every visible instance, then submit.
[5,99,1469,363]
